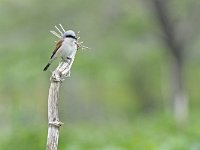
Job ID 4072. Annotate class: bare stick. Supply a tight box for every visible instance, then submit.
[46,55,76,150]
[50,31,62,39]
[55,25,63,36]
[59,24,66,33]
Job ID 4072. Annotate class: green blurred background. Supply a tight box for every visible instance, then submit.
[1,0,200,149]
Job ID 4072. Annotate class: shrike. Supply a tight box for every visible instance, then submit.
[43,30,78,71]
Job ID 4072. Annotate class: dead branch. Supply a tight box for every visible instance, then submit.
[46,58,75,150]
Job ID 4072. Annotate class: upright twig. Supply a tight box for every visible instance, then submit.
[46,58,75,150]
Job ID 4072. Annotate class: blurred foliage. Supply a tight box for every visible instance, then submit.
[2,117,200,150]
[0,0,200,149]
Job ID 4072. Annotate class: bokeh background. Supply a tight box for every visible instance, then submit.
[1,0,200,149]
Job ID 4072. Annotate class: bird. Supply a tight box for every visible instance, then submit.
[43,30,78,71]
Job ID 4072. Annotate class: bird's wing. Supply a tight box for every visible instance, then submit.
[50,39,64,59]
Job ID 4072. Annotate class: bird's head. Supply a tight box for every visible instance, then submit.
[62,30,77,40]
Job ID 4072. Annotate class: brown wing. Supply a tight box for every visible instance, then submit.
[50,39,64,59]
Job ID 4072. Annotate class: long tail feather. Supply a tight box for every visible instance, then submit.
[43,63,51,71]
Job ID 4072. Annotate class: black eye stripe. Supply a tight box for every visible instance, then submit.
[65,35,77,40]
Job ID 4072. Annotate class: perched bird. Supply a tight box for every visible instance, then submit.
[43,30,78,71]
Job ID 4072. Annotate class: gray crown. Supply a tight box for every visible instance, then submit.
[63,30,76,38]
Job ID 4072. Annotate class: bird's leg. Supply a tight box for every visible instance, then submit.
[59,57,72,76]
[66,57,72,64]
[65,57,72,77]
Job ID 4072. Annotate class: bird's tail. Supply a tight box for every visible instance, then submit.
[43,63,51,71]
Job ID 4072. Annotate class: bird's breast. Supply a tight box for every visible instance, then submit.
[60,40,77,59]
